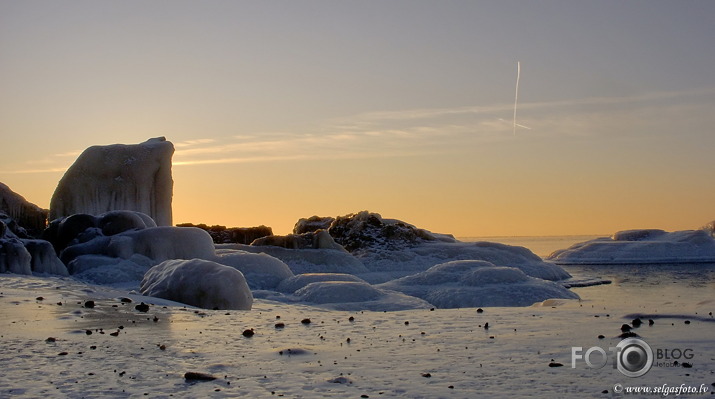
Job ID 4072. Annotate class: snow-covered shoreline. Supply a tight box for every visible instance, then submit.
[1,261,713,398]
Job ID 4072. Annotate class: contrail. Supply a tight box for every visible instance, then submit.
[513,61,521,136]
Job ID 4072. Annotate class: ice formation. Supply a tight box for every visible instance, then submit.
[0,182,48,235]
[0,213,68,276]
[378,260,579,308]
[290,280,432,311]
[276,273,368,294]
[220,243,369,275]
[548,229,715,264]
[214,249,294,289]
[141,259,253,310]
[50,137,174,226]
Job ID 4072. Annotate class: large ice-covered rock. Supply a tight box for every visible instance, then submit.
[286,211,570,283]
[378,260,579,308]
[0,214,67,276]
[218,243,369,275]
[0,237,32,274]
[214,249,294,289]
[141,259,253,310]
[547,229,715,264]
[50,137,174,226]
[0,183,48,236]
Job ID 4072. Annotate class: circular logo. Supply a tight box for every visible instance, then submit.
[616,338,653,377]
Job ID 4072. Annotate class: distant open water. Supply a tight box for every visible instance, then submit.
[458,235,604,258]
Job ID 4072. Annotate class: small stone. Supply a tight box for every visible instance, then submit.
[45,337,56,342]
[598,335,605,339]
[484,322,489,330]
[110,331,119,337]
[85,330,92,336]
[184,372,216,381]
[421,372,432,378]
[620,324,632,332]
[648,319,655,326]
[275,322,285,329]
[120,297,132,303]
[477,308,484,313]
[548,361,564,367]
[58,352,68,356]
[135,303,150,312]
[631,318,642,327]
[682,362,693,368]
[684,320,691,325]
[36,296,44,301]
[301,318,311,325]
[159,345,166,351]
[84,300,95,309]
[348,316,355,322]
[242,329,255,337]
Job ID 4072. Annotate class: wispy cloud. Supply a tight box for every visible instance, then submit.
[2,88,713,174]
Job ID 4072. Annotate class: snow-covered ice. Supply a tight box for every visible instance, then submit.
[141,258,253,310]
[1,261,713,398]
[548,229,715,265]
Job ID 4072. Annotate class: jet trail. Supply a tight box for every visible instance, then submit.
[513,61,521,136]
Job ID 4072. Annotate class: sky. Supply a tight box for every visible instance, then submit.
[1,0,714,237]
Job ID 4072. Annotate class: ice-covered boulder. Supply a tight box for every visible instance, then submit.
[292,280,432,311]
[214,249,294,289]
[0,237,32,274]
[285,211,570,283]
[252,230,347,252]
[327,211,455,252]
[141,259,253,310]
[0,182,48,236]
[276,273,368,293]
[50,137,174,226]
[22,239,68,275]
[378,260,579,308]
[547,229,715,264]
[294,216,335,234]
[0,214,67,276]
[218,243,369,275]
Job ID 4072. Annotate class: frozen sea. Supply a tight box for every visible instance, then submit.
[1,236,713,398]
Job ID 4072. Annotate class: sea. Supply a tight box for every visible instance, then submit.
[458,235,604,258]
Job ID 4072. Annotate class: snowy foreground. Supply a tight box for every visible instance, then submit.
[1,262,714,399]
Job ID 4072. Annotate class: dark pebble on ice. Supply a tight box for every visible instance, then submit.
[242,329,255,337]
[477,308,484,313]
[404,321,409,325]
[361,395,369,398]
[36,296,44,301]
[110,331,119,337]
[631,318,642,327]
[153,316,159,322]
[56,302,63,306]
[602,390,608,394]
[184,372,217,381]
[275,322,285,329]
[682,362,693,368]
[45,337,56,342]
[90,346,96,350]
[85,330,92,335]
[648,319,655,326]
[484,322,489,330]
[159,344,166,350]
[135,303,150,312]
[619,332,638,339]
[58,352,68,356]
[301,318,311,325]
[348,316,355,322]
[421,373,432,378]
[448,385,454,389]
[84,300,95,309]
[684,320,691,324]
[120,297,132,303]
[598,335,605,339]
[548,360,564,367]
[620,324,632,332]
